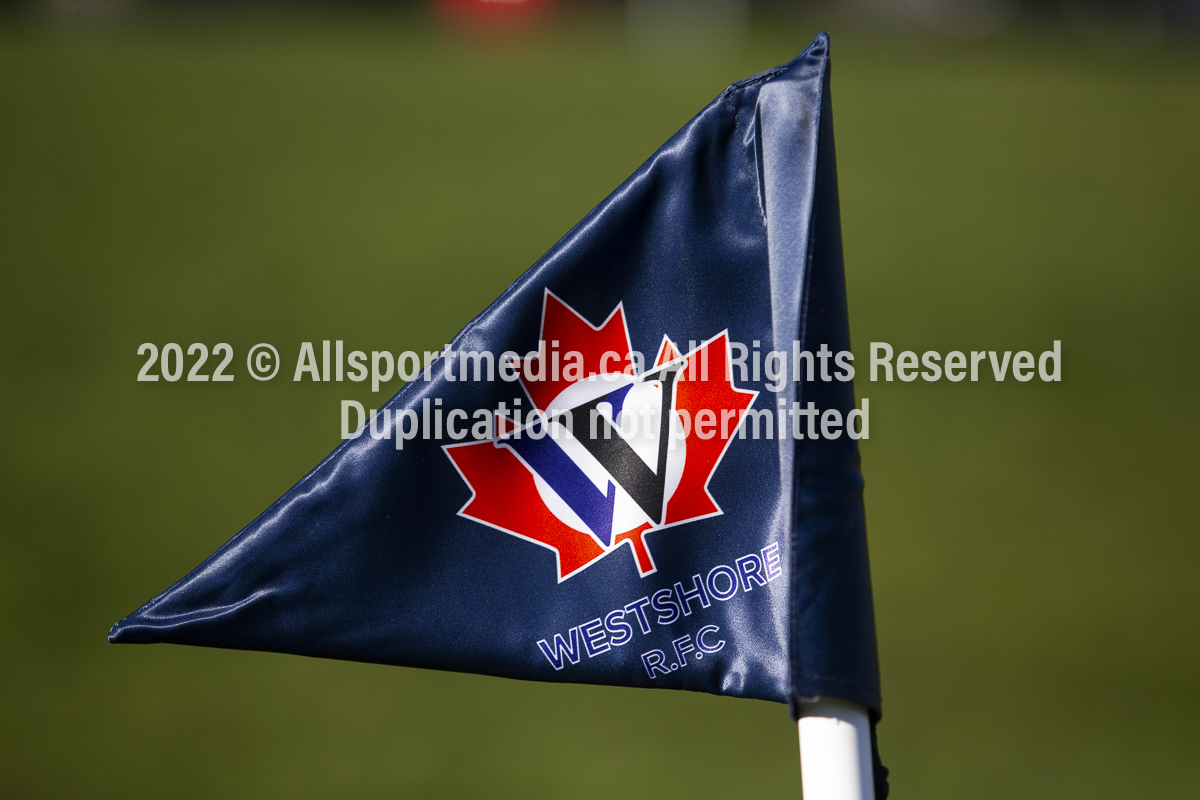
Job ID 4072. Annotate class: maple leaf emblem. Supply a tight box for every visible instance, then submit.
[444,291,757,581]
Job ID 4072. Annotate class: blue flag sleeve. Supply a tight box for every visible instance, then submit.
[111,32,883,786]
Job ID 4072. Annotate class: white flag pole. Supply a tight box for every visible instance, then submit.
[797,697,875,800]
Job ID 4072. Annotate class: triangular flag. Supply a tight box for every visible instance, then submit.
[112,32,884,794]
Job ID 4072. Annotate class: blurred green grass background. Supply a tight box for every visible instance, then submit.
[2,6,1199,798]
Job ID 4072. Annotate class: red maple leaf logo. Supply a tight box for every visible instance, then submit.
[444,291,756,581]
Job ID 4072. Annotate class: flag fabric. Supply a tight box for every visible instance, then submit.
[111,32,885,794]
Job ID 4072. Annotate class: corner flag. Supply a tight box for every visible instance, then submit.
[111,32,886,797]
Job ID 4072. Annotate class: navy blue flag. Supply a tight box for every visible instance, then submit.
[112,33,885,793]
